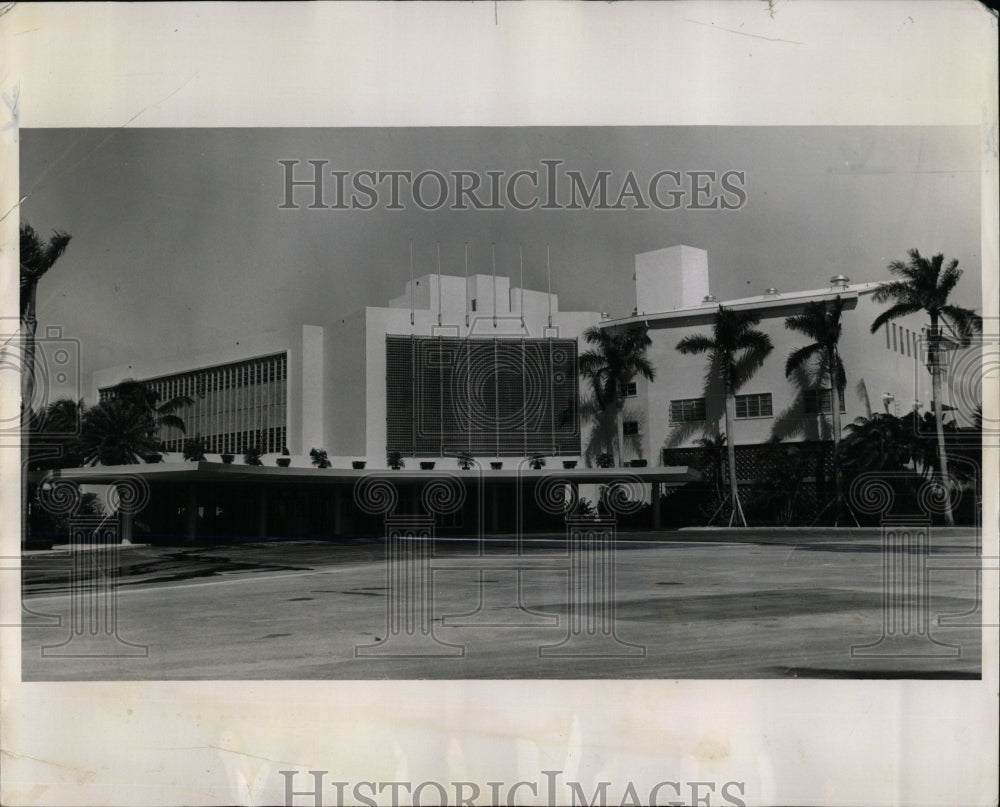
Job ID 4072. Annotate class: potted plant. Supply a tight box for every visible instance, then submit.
[351,459,366,470]
[310,448,332,469]
[562,459,577,469]
[596,453,614,468]
[529,453,546,470]
[629,458,648,468]
[387,450,405,470]
[183,436,206,462]
[243,444,263,466]
[457,450,474,470]
[276,447,291,467]
[420,461,436,470]
[220,452,235,464]
[142,451,163,464]
[490,461,503,470]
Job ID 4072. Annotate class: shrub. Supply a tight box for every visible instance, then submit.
[182,437,206,462]
[309,448,332,469]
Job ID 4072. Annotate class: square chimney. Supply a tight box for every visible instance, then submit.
[634,245,710,315]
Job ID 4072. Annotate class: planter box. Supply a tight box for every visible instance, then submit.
[562,460,577,469]
[629,459,648,468]
[490,462,503,470]
[220,454,235,464]
[276,457,291,467]
[420,461,436,470]
[351,461,366,469]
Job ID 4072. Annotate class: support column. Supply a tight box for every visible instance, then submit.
[490,481,499,534]
[119,506,133,545]
[185,483,198,543]
[257,487,268,539]
[652,481,661,530]
[333,485,343,537]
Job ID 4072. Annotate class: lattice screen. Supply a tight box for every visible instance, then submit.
[387,336,580,457]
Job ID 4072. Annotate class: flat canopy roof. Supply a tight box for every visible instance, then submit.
[33,462,698,485]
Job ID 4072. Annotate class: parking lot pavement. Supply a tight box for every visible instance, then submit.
[19,533,983,680]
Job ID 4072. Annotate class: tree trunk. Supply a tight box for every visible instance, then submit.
[615,400,625,467]
[929,316,955,526]
[724,387,745,526]
[830,348,843,524]
[21,283,39,549]
[22,283,39,411]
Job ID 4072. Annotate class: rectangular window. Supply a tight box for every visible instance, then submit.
[885,327,891,350]
[892,324,898,352]
[669,398,706,423]
[471,298,477,312]
[734,393,773,419]
[624,381,637,397]
[623,420,639,436]
[804,388,846,414]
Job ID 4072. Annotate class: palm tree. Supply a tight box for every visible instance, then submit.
[576,393,645,468]
[20,224,71,546]
[784,296,847,521]
[20,223,72,415]
[105,379,191,440]
[676,306,773,525]
[870,249,982,525]
[841,412,913,474]
[693,433,727,506]
[77,398,161,466]
[578,325,656,467]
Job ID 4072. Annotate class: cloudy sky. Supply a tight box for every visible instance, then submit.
[19,126,981,400]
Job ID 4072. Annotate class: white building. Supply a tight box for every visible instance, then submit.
[602,245,941,465]
[92,243,968,470]
[92,270,600,466]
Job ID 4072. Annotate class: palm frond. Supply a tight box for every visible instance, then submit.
[784,343,823,378]
[676,334,715,355]
[936,259,962,299]
[940,305,982,345]
[871,280,920,306]
[870,302,923,334]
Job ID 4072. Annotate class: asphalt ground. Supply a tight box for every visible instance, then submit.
[19,529,984,680]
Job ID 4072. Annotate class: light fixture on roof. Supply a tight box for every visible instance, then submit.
[763,287,780,296]
[600,312,610,321]
[830,274,850,290]
[702,294,717,303]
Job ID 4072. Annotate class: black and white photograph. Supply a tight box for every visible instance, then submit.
[2,3,997,806]
[15,125,987,681]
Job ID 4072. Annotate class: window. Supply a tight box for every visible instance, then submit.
[734,393,772,419]
[669,398,706,423]
[471,298,477,312]
[892,324,898,352]
[624,381,637,397]
[804,388,846,414]
[623,420,639,436]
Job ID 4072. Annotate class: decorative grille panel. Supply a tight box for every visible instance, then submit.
[386,336,580,457]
